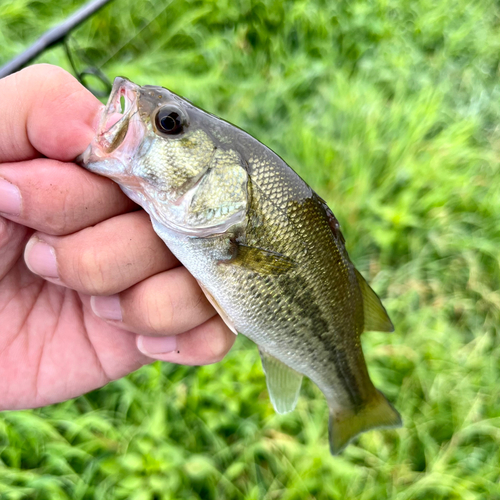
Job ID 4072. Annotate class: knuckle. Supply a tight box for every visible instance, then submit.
[204,325,232,364]
[28,65,75,98]
[16,64,69,93]
[0,218,9,248]
[43,210,72,235]
[43,178,86,236]
[141,291,175,335]
[191,286,209,313]
[73,245,109,294]
[23,63,68,79]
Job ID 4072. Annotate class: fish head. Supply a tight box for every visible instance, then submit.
[79,77,248,237]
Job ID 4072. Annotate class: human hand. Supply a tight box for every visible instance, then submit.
[0,64,235,411]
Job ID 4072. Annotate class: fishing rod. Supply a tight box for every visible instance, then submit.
[0,0,114,95]
[0,0,173,98]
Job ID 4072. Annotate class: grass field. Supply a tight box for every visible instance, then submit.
[1,0,500,498]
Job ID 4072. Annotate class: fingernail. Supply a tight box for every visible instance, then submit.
[137,335,177,355]
[0,178,21,216]
[91,295,122,321]
[25,238,58,279]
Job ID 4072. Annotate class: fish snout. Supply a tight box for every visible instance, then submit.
[76,77,145,178]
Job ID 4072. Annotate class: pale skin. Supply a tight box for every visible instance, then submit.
[0,64,235,411]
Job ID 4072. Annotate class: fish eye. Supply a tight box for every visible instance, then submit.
[154,105,187,135]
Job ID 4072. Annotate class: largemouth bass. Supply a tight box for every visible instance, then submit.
[78,77,402,454]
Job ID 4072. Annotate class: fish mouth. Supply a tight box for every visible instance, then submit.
[98,77,139,152]
[77,77,145,174]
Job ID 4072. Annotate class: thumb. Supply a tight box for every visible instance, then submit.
[0,64,102,163]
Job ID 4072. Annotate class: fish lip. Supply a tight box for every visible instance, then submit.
[77,77,145,174]
[97,77,140,152]
[100,78,138,130]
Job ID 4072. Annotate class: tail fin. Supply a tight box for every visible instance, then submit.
[328,391,402,455]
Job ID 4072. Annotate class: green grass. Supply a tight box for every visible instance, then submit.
[1,0,500,498]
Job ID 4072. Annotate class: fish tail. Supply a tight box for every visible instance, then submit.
[328,391,402,455]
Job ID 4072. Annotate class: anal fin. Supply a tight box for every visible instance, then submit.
[259,349,303,414]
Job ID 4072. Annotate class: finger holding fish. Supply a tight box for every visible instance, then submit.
[0,64,239,411]
[24,210,177,294]
[85,271,235,366]
[0,158,135,235]
[91,266,217,337]
[136,315,236,366]
[22,207,235,362]
[77,294,235,369]
[0,64,101,163]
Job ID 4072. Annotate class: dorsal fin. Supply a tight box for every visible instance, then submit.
[354,269,394,332]
[316,194,346,244]
[316,194,393,333]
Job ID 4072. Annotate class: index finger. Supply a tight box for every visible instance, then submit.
[0,64,102,163]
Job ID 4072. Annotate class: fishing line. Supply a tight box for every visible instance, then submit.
[0,0,174,97]
[0,0,113,80]
[64,36,112,97]
[64,0,175,97]
[93,0,174,70]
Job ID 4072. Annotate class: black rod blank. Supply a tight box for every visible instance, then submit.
[0,0,114,79]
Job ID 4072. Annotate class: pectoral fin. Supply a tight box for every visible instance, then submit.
[225,244,295,275]
[355,269,394,333]
[259,349,303,414]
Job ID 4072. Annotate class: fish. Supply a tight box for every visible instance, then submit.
[77,77,402,454]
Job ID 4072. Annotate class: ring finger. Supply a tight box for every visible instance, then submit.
[91,266,217,337]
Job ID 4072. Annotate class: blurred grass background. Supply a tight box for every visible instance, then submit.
[1,0,500,498]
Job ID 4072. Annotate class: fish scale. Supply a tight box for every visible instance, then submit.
[78,76,402,454]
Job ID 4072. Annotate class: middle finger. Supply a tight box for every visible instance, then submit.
[24,210,178,295]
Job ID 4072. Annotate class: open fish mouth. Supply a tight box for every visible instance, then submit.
[97,77,139,153]
[77,77,145,172]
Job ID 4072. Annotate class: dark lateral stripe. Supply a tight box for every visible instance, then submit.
[327,343,364,408]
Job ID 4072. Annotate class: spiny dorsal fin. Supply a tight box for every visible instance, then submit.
[354,269,394,333]
[259,349,303,414]
[316,194,346,244]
